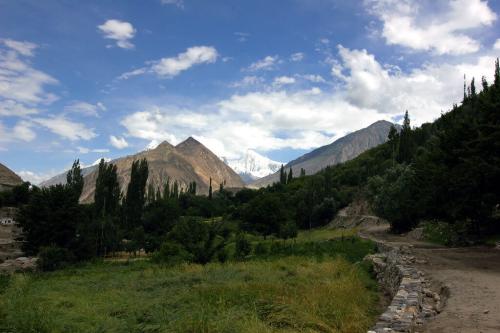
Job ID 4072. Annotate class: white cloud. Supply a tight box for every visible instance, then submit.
[63,101,106,117]
[0,42,58,105]
[273,76,296,87]
[161,0,184,8]
[234,32,250,42]
[17,170,60,185]
[77,146,109,154]
[109,135,129,149]
[297,74,326,83]
[0,100,39,117]
[117,68,147,80]
[247,55,280,71]
[0,120,36,142]
[366,0,497,55]
[152,46,218,77]
[229,75,265,88]
[119,46,218,79]
[98,19,136,49]
[494,39,500,50]
[2,39,37,56]
[290,52,304,62]
[34,116,96,141]
[120,45,498,161]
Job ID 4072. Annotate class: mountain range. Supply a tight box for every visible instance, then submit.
[42,137,245,203]
[39,120,395,199]
[250,120,395,188]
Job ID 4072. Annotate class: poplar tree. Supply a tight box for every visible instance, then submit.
[287,167,293,183]
[397,111,414,164]
[124,159,149,230]
[208,178,213,200]
[66,159,84,201]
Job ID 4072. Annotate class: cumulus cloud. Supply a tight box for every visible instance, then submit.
[247,55,280,71]
[109,135,129,149]
[33,116,96,141]
[366,0,497,55]
[98,19,136,49]
[17,170,60,185]
[118,46,218,79]
[120,45,498,160]
[63,101,106,117]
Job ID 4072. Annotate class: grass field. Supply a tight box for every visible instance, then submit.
[0,230,380,333]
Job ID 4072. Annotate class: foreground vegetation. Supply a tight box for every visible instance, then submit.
[0,230,378,333]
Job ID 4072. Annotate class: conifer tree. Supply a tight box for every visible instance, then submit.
[481,76,488,92]
[388,125,399,162]
[208,178,213,200]
[287,167,293,183]
[279,164,285,184]
[470,77,476,98]
[397,111,414,164]
[300,168,306,177]
[495,58,500,87]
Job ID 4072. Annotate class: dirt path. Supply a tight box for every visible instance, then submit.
[361,224,500,333]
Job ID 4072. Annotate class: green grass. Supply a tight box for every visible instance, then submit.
[0,232,380,333]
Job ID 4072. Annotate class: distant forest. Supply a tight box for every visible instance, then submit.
[1,59,499,269]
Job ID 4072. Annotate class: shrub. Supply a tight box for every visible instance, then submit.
[254,242,268,256]
[37,246,75,272]
[152,241,191,264]
[234,234,252,260]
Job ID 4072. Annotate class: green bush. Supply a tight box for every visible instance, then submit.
[37,246,75,272]
[234,234,252,259]
[152,241,191,264]
[422,221,470,246]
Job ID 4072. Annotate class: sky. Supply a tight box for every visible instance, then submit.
[0,0,499,184]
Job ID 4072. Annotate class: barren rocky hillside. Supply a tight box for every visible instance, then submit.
[77,137,244,203]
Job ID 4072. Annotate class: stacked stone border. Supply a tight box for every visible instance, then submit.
[364,239,448,333]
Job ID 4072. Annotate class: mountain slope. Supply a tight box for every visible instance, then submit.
[0,163,23,190]
[250,120,395,188]
[43,138,245,203]
[225,150,282,183]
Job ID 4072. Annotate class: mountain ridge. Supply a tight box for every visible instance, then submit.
[250,120,396,188]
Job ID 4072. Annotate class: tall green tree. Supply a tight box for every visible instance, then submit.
[123,159,149,231]
[208,178,213,200]
[397,111,414,164]
[287,167,293,183]
[66,159,84,201]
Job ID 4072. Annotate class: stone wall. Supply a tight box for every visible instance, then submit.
[365,241,446,333]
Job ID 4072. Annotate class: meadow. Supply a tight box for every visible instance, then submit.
[0,230,380,333]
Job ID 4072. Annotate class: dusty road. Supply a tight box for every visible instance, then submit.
[362,224,500,333]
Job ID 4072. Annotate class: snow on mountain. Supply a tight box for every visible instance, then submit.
[224,150,283,183]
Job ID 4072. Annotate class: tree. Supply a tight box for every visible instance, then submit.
[470,77,476,98]
[94,159,121,256]
[66,159,84,201]
[495,57,499,87]
[208,178,213,200]
[279,164,286,184]
[94,159,120,217]
[287,168,293,183]
[123,159,149,231]
[300,168,306,177]
[397,111,414,164]
[388,125,399,162]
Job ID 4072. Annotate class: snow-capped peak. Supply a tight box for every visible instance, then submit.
[224,150,283,181]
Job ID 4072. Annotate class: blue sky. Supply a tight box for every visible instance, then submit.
[0,0,499,183]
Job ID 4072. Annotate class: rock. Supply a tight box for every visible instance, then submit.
[484,309,489,314]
